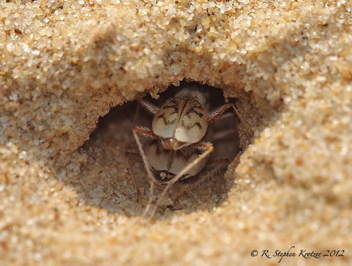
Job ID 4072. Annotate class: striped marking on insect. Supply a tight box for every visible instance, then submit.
[129,86,252,219]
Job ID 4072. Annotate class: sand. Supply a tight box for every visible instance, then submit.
[1,0,351,265]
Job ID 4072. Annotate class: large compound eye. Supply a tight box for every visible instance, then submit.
[174,100,208,144]
[153,97,208,147]
[152,98,180,139]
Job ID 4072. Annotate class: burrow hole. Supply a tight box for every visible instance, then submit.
[78,81,252,216]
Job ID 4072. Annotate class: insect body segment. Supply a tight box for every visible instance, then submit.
[131,85,252,219]
[145,139,209,183]
[152,89,208,150]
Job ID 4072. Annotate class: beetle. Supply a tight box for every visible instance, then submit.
[135,86,251,150]
[130,86,252,218]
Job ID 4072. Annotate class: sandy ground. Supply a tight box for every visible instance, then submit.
[1,0,352,265]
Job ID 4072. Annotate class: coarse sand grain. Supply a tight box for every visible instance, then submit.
[1,0,352,265]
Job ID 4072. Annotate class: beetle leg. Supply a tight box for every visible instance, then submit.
[147,141,214,219]
[208,103,253,138]
[216,112,236,122]
[228,103,253,138]
[132,128,159,218]
[137,98,159,115]
[133,126,159,139]
[207,103,232,123]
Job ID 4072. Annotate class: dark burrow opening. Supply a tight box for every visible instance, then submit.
[76,81,253,217]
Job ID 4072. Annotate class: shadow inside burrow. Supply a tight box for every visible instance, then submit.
[72,82,250,217]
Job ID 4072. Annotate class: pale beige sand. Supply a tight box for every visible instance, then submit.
[1,0,352,265]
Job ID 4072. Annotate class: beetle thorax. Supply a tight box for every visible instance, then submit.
[152,89,208,150]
